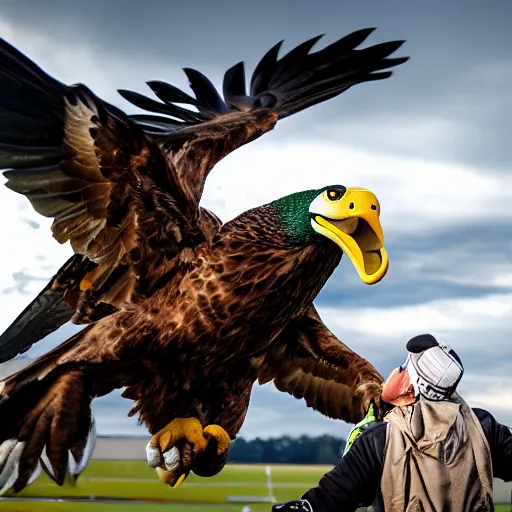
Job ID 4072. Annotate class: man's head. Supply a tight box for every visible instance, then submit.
[382,334,464,406]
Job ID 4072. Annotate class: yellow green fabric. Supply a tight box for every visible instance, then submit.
[343,403,377,456]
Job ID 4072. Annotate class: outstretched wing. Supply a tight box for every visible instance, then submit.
[253,305,384,424]
[120,28,409,204]
[0,39,213,359]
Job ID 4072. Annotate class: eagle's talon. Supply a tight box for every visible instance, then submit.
[149,417,211,487]
[146,441,162,468]
[163,446,180,472]
[148,419,231,487]
[155,467,188,488]
[203,424,231,456]
[150,417,207,455]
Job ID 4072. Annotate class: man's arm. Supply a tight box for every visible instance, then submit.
[272,422,387,512]
[473,408,512,481]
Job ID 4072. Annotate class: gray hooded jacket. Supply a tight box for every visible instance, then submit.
[381,396,493,511]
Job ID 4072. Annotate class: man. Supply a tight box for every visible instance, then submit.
[272,334,512,512]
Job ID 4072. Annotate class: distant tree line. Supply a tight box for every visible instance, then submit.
[228,435,346,465]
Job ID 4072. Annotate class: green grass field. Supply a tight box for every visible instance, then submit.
[1,461,328,511]
[1,461,510,512]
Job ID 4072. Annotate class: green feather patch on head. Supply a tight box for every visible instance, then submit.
[271,189,322,245]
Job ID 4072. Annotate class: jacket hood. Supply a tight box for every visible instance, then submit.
[387,394,468,464]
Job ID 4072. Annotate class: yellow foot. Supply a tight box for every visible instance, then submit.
[146,418,231,488]
[151,418,207,455]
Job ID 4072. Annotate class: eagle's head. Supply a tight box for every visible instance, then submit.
[271,185,388,285]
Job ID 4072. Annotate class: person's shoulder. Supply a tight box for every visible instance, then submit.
[472,407,497,424]
[357,420,388,446]
[349,421,388,467]
[340,420,387,471]
[365,420,388,434]
[471,407,505,441]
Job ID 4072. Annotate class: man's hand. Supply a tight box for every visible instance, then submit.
[272,500,313,511]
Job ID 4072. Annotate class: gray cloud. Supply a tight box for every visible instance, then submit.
[317,220,512,309]
[21,218,40,230]
[2,0,510,61]
[1,0,510,174]
[1,270,48,295]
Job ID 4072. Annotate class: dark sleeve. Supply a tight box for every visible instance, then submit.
[298,422,387,512]
[473,407,512,481]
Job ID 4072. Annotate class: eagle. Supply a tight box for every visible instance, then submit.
[0,29,407,494]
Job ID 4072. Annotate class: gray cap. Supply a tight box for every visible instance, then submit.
[401,334,463,401]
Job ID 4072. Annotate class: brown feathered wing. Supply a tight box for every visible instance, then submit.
[253,305,385,423]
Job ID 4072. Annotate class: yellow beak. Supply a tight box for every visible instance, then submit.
[311,188,389,285]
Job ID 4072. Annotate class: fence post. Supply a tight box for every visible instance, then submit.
[265,465,276,503]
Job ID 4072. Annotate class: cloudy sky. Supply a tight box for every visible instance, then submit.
[0,0,511,441]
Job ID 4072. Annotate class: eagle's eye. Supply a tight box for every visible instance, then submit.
[326,189,343,201]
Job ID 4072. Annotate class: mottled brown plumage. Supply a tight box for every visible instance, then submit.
[0,29,407,493]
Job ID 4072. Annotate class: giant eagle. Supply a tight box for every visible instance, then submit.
[0,29,407,493]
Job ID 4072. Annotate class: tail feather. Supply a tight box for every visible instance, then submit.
[0,328,96,494]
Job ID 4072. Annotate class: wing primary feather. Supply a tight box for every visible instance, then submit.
[182,68,230,114]
[0,287,74,363]
[0,39,66,94]
[117,89,206,123]
[146,81,200,107]
[3,165,80,192]
[128,114,185,131]
[0,256,86,363]
[0,144,61,170]
[370,56,410,71]
[124,29,407,135]
[252,31,408,118]
[357,40,407,61]
[319,27,377,54]
[268,34,325,88]
[249,40,284,96]
[222,61,247,108]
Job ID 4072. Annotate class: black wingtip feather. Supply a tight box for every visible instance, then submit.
[125,28,408,131]
[0,144,61,170]
[282,34,325,58]
[0,37,74,155]
[249,40,284,96]
[223,62,247,107]
[118,88,206,123]
[343,27,377,43]
[268,34,325,88]
[360,40,407,59]
[182,68,230,114]
[146,80,200,107]
[0,275,74,363]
